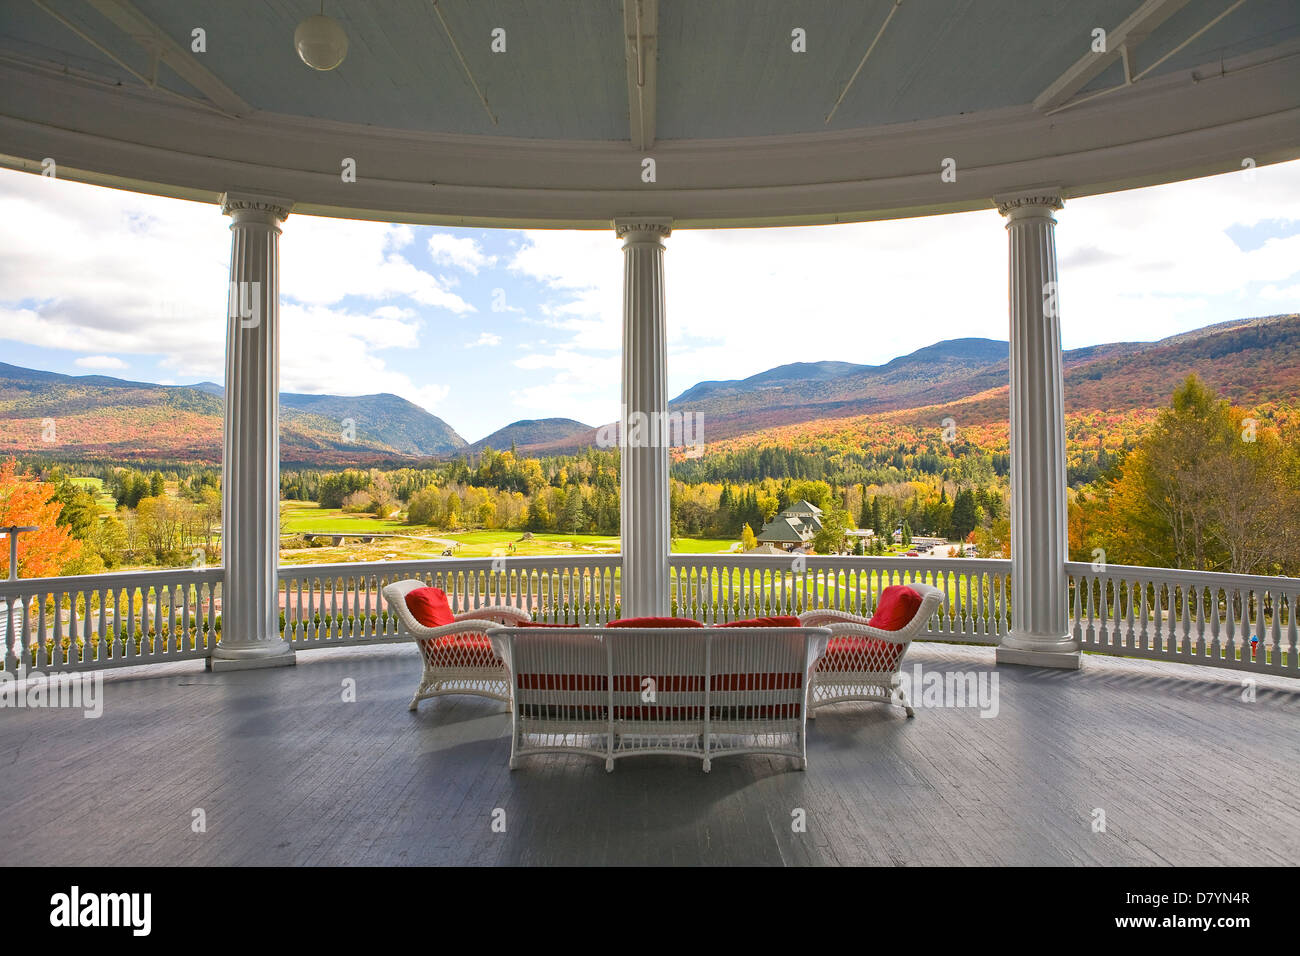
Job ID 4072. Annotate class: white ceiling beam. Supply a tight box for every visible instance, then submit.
[81,0,251,115]
[1034,0,1193,112]
[623,0,658,150]
[826,0,902,125]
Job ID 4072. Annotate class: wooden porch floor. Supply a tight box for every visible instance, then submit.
[1,642,1296,866]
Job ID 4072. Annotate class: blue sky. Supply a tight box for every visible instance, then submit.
[1,161,1298,443]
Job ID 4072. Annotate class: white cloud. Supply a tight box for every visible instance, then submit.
[4,158,1299,432]
[73,355,127,370]
[510,349,620,420]
[1259,282,1300,302]
[427,233,497,274]
[0,170,471,403]
[506,161,1300,423]
[280,217,474,312]
[277,302,450,413]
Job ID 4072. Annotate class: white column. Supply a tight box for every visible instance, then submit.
[210,193,296,671]
[995,191,1079,669]
[614,217,672,618]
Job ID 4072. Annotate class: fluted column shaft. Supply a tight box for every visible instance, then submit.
[996,192,1079,669]
[615,218,672,618]
[212,193,295,671]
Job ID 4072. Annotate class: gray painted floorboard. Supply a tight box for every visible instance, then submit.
[1,643,1295,866]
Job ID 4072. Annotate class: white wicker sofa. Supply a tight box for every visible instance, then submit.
[382,579,532,710]
[799,582,945,718]
[489,622,831,773]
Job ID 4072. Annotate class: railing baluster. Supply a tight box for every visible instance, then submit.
[1285,593,1297,674]
[2,559,1291,677]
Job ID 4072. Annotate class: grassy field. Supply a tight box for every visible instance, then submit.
[68,475,117,510]
[280,503,410,534]
[275,504,741,564]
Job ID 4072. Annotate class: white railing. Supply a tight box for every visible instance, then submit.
[279,556,622,649]
[668,554,1012,643]
[3,555,1295,678]
[1067,562,1299,677]
[0,566,222,673]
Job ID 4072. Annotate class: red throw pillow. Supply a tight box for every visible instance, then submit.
[404,587,455,628]
[716,616,802,628]
[606,616,704,628]
[867,585,924,631]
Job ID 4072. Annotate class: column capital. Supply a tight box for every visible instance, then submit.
[613,216,673,241]
[993,189,1063,218]
[220,192,294,223]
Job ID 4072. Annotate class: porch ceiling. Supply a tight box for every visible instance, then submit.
[0,0,1298,226]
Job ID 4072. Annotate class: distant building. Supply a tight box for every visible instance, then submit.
[755,500,824,552]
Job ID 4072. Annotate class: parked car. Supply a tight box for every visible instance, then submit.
[906,550,919,557]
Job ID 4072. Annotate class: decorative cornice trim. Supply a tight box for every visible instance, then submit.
[613,216,673,239]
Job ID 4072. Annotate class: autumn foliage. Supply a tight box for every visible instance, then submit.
[0,459,81,578]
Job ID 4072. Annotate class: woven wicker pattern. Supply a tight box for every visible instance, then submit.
[799,582,945,717]
[381,579,533,710]
[502,629,611,766]
[609,630,709,764]
[491,625,829,772]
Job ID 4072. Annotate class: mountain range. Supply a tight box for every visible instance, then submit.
[520,313,1300,454]
[1,313,1295,465]
[0,365,463,464]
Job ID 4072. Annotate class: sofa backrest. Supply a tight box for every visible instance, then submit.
[490,625,830,727]
[492,629,609,723]
[607,630,709,722]
[709,628,811,722]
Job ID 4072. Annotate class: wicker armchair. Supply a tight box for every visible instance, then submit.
[798,582,945,718]
[382,579,532,711]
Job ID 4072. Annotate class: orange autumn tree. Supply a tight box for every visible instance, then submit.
[0,459,82,578]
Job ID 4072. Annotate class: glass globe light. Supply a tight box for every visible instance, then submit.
[294,14,348,71]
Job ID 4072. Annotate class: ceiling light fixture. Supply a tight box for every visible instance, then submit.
[295,3,348,71]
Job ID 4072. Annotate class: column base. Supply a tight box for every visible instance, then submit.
[207,641,296,672]
[996,633,1080,670]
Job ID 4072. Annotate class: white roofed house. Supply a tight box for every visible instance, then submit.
[0,1,1297,869]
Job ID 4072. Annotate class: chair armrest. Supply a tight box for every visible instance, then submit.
[820,620,913,646]
[455,606,532,626]
[799,608,874,628]
[403,618,509,643]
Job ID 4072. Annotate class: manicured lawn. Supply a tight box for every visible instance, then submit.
[275,506,740,561]
[444,530,620,557]
[279,535,448,566]
[444,531,738,556]
[279,503,412,535]
[69,476,117,510]
[669,537,741,554]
